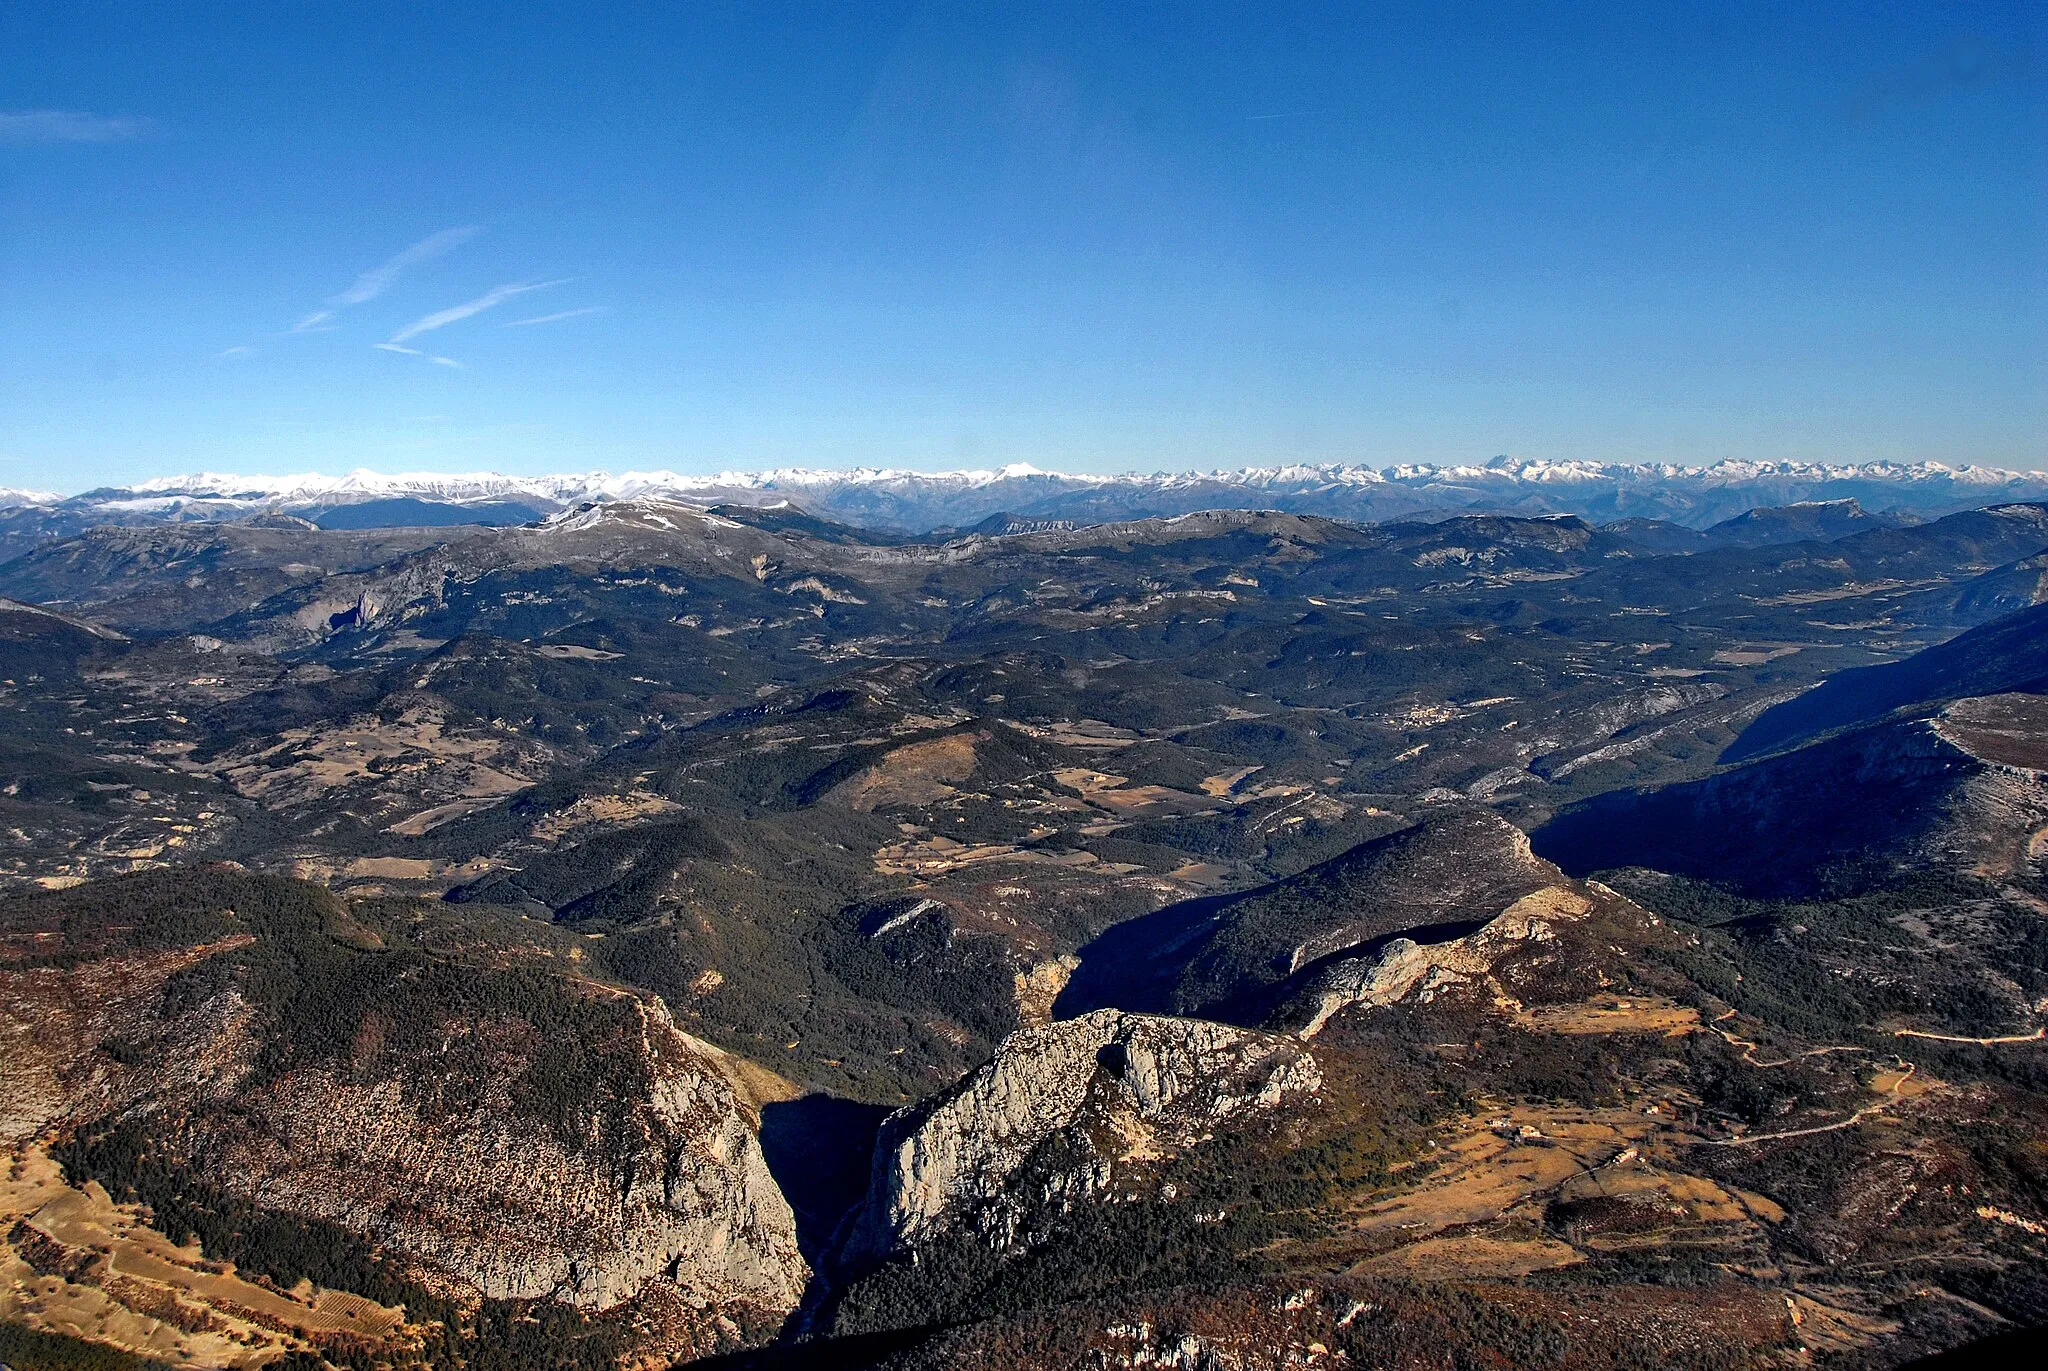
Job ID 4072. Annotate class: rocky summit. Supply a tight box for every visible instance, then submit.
[852,1009,1321,1260]
[2,486,2045,1370]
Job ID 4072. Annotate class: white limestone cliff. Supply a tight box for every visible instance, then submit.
[852,1008,1319,1259]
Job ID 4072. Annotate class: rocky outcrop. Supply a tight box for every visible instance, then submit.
[1047,805,1630,1040]
[1934,691,2048,775]
[851,1009,1319,1260]
[1057,810,1560,1021]
[0,871,809,1343]
[184,993,808,1315]
[1280,885,1596,1037]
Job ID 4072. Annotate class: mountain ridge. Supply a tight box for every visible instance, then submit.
[6,459,2046,548]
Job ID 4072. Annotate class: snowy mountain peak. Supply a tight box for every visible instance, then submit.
[4,458,2044,542]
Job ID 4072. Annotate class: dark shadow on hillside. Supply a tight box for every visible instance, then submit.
[1050,892,1234,1019]
[1723,601,2048,763]
[1056,811,1548,1023]
[1530,721,1961,899]
[1055,888,1495,1027]
[1899,1326,2048,1370]
[758,1094,892,1271]
[1203,917,1494,1028]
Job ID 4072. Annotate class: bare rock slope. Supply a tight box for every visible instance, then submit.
[851,1009,1319,1260]
[176,992,807,1313]
[0,868,808,1349]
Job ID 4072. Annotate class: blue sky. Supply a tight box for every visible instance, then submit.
[1,2,2041,492]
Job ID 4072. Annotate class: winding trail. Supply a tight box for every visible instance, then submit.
[1892,1026,2046,1046]
[1692,1011,2042,1148]
[1698,1063,1916,1149]
[1709,1009,1867,1069]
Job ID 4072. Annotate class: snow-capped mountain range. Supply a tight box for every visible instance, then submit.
[3,458,2046,548]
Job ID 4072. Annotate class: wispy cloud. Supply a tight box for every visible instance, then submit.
[389,279,568,343]
[333,226,479,307]
[291,226,480,332]
[503,306,607,328]
[0,110,153,143]
[375,341,464,369]
[214,345,254,359]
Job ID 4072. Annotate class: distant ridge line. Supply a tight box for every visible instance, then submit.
[4,457,2046,537]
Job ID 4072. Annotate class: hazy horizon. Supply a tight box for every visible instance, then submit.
[11,451,2048,506]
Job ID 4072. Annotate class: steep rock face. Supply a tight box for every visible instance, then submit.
[0,870,809,1335]
[852,1010,1319,1259]
[1277,884,1597,1037]
[180,993,808,1313]
[0,523,464,631]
